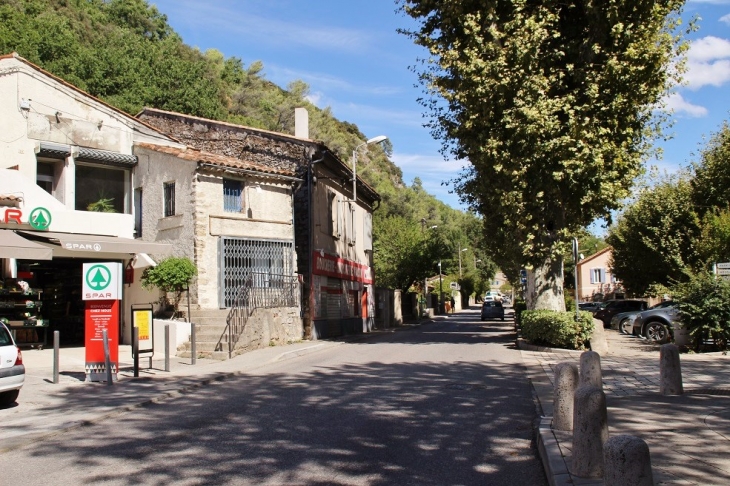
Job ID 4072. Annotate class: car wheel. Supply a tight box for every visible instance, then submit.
[620,318,633,335]
[645,321,670,344]
[0,389,20,407]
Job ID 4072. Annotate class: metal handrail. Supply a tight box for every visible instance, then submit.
[225,273,300,358]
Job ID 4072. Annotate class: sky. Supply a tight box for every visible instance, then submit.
[150,0,730,217]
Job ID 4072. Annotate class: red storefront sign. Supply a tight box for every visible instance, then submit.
[312,252,373,284]
[84,300,119,381]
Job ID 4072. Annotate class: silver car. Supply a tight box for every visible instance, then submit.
[0,319,24,406]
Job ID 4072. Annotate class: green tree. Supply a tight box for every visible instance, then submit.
[399,0,689,310]
[607,175,701,295]
[141,257,197,318]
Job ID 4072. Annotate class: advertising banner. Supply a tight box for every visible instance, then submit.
[131,305,154,356]
[84,299,120,382]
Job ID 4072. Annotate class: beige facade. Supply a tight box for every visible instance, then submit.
[576,246,622,301]
[0,53,179,349]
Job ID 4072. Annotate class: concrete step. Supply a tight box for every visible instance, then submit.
[190,309,231,319]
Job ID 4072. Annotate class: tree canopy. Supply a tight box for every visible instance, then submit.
[399,0,689,309]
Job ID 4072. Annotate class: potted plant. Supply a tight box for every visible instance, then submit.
[140,257,197,319]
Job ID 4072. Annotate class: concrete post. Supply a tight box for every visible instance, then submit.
[572,385,608,479]
[580,350,602,389]
[660,344,683,395]
[604,435,654,486]
[553,362,579,431]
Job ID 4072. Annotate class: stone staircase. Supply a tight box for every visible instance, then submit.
[177,308,232,361]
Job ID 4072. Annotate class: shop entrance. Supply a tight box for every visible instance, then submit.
[13,258,122,346]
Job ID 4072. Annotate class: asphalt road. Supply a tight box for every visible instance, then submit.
[2,308,547,486]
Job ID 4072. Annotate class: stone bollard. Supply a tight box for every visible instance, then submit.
[604,435,654,486]
[572,385,609,479]
[580,350,602,389]
[660,344,683,395]
[554,362,579,431]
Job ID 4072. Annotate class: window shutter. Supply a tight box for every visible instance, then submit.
[600,268,606,284]
[590,269,596,284]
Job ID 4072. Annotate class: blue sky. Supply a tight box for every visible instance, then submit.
[151,0,730,215]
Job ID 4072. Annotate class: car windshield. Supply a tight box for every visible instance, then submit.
[0,325,12,346]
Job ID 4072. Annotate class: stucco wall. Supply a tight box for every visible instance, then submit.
[230,307,302,354]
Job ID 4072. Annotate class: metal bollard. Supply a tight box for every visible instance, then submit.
[604,435,654,486]
[580,350,603,389]
[660,343,683,395]
[102,330,113,386]
[191,322,196,365]
[553,362,579,431]
[132,326,139,378]
[572,385,608,479]
[164,324,170,372]
[53,331,60,384]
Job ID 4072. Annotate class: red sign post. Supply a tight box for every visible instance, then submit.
[83,262,122,382]
[84,300,119,381]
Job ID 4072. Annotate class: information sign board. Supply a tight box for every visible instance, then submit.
[131,305,154,356]
[84,300,119,382]
[82,262,122,300]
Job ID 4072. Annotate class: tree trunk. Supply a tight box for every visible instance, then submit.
[526,256,565,311]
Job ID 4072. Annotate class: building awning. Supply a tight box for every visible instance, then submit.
[17,231,172,256]
[0,230,53,260]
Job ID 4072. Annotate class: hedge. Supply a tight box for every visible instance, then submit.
[520,310,595,350]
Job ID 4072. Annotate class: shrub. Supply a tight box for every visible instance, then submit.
[513,299,527,326]
[141,257,197,318]
[671,271,730,351]
[521,310,595,350]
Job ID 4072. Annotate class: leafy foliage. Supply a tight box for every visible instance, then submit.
[520,310,594,350]
[671,272,730,351]
[607,174,701,295]
[141,257,197,317]
[399,0,689,308]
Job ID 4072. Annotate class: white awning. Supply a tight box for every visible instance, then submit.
[17,231,172,256]
[0,230,53,260]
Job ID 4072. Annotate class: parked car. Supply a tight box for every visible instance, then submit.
[594,299,649,328]
[578,302,605,313]
[481,301,505,321]
[0,319,24,406]
[631,301,681,344]
[610,301,677,334]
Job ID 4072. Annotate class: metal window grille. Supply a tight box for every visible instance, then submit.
[163,182,175,217]
[223,179,243,213]
[220,237,295,308]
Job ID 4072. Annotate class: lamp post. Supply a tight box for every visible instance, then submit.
[458,247,468,278]
[350,135,387,203]
[422,223,437,315]
[438,260,443,314]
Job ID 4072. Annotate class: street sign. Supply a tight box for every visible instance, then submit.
[449,282,459,290]
[717,262,730,269]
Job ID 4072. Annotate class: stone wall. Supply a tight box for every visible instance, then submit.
[231,307,303,355]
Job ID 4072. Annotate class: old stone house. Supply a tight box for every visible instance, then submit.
[137,108,381,339]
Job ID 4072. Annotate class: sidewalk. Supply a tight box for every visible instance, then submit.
[521,330,730,485]
[1,337,359,453]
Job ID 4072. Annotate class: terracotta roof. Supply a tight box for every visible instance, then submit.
[135,142,297,178]
[0,52,182,144]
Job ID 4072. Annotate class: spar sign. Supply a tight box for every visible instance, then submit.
[82,262,122,300]
[83,262,122,382]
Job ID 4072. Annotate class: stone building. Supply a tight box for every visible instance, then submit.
[137,108,381,339]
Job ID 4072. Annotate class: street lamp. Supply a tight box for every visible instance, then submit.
[458,247,468,278]
[350,135,387,203]
[438,260,443,314]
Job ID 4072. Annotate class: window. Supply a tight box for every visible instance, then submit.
[347,203,356,246]
[76,164,128,213]
[224,179,244,213]
[590,268,606,284]
[329,192,341,239]
[163,182,175,217]
[36,161,56,195]
[134,188,143,238]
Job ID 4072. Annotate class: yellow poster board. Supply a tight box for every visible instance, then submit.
[131,306,154,356]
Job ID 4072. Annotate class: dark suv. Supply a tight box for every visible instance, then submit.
[631,301,680,344]
[593,299,649,328]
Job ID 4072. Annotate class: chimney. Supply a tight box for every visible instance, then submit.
[295,107,309,139]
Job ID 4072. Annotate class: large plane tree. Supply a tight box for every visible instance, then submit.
[400,0,688,310]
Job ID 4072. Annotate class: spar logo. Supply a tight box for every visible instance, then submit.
[29,207,51,230]
[86,264,112,291]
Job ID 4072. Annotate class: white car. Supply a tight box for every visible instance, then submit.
[0,319,24,406]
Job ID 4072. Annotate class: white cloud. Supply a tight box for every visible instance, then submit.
[721,13,730,24]
[663,93,708,117]
[683,36,730,89]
